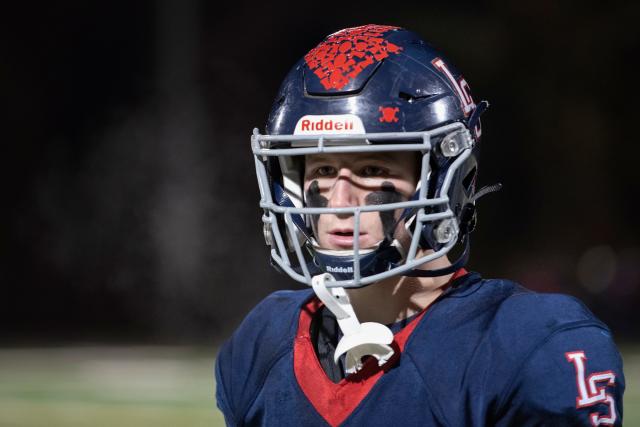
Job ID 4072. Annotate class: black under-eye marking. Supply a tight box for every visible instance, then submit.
[305,180,328,231]
[306,180,328,207]
[365,181,404,240]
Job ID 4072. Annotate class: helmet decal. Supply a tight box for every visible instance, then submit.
[378,106,400,123]
[304,24,403,91]
[431,57,476,117]
[294,114,365,135]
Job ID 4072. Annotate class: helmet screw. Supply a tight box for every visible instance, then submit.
[441,131,472,157]
[434,219,458,243]
[263,223,274,246]
[441,136,460,157]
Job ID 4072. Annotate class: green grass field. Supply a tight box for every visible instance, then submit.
[0,346,225,427]
[0,345,637,426]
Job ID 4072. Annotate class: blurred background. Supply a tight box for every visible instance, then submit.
[1,0,638,425]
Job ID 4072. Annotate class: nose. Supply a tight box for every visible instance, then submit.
[328,168,358,209]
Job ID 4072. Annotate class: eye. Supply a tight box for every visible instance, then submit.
[314,165,336,177]
[360,165,387,177]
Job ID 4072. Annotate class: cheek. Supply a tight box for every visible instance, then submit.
[364,181,406,239]
[360,212,386,238]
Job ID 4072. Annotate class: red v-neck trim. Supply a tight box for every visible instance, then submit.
[294,299,425,426]
[293,268,467,426]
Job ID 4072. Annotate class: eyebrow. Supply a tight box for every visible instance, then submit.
[305,152,392,165]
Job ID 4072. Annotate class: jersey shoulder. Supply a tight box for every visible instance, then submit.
[215,289,313,424]
[493,306,624,425]
[422,273,597,346]
[481,277,612,379]
[453,273,599,326]
[404,274,623,425]
[491,281,607,344]
[412,275,605,375]
[481,279,624,425]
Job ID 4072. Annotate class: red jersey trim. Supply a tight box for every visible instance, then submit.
[293,268,467,426]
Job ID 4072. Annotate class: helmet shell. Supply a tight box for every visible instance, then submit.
[266,25,476,138]
[257,25,488,285]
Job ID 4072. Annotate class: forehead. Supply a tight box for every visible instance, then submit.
[304,151,416,166]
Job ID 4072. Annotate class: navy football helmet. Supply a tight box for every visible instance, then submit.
[252,25,490,289]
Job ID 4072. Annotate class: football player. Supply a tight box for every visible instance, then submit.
[216,25,625,426]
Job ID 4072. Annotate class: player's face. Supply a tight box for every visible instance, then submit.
[303,152,418,250]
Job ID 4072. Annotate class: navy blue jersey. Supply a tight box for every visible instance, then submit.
[215,272,625,426]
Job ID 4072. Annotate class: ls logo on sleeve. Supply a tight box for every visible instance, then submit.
[566,351,617,426]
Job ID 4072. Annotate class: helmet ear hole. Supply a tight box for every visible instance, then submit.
[426,154,448,199]
[462,166,477,197]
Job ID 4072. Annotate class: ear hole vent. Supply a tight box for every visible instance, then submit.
[398,91,436,103]
[462,166,477,196]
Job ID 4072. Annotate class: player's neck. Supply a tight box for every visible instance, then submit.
[345,252,453,325]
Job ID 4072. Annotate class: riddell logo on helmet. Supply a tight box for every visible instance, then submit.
[301,119,353,132]
[294,114,366,135]
[326,265,354,274]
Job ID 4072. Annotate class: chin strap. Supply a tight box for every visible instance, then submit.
[311,273,395,375]
[471,183,502,203]
[402,234,471,277]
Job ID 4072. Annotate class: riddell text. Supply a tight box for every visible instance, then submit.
[300,119,354,132]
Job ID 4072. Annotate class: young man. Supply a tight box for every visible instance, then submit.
[216,25,625,426]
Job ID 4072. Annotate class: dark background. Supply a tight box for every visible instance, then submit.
[2,1,639,346]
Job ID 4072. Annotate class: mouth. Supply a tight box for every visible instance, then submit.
[326,228,369,249]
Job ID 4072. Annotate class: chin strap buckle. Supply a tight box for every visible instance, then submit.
[311,273,395,375]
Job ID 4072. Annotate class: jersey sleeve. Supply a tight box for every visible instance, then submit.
[496,324,625,426]
[215,341,238,426]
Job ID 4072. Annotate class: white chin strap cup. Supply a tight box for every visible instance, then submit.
[311,273,395,375]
